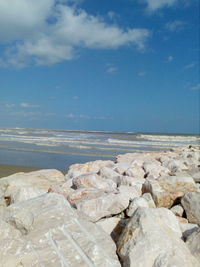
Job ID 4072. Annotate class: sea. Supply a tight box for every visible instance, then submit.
[0,128,199,171]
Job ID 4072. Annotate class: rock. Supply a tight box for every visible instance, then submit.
[118,176,145,194]
[180,222,199,240]
[162,159,188,174]
[143,175,197,208]
[96,217,121,235]
[170,205,184,217]
[126,197,149,217]
[99,167,121,183]
[71,186,139,222]
[143,161,169,179]
[0,193,120,267]
[181,192,200,225]
[72,173,117,191]
[176,216,188,223]
[124,166,145,178]
[48,184,74,198]
[188,167,200,183]
[142,193,156,208]
[113,162,132,175]
[10,187,45,204]
[66,160,114,179]
[117,207,199,267]
[186,228,200,261]
[0,169,65,201]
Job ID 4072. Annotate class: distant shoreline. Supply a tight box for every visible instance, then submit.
[0,164,66,178]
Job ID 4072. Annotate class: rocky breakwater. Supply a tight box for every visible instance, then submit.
[0,146,200,267]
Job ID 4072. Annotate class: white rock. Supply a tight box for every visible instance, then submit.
[10,187,45,204]
[180,222,199,240]
[96,217,120,235]
[67,160,114,179]
[0,169,65,200]
[126,197,149,217]
[125,166,145,178]
[71,186,139,222]
[117,207,199,267]
[113,162,132,175]
[0,193,120,267]
[186,228,200,262]
[72,173,117,191]
[170,205,184,217]
[142,193,156,208]
[181,192,200,225]
[143,175,197,208]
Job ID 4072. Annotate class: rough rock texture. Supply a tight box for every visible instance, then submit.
[186,228,200,261]
[126,197,149,217]
[181,192,200,225]
[170,205,184,217]
[117,207,199,267]
[71,186,139,222]
[72,173,117,191]
[143,175,197,208]
[66,160,114,179]
[142,193,156,208]
[0,193,120,267]
[180,222,199,240]
[0,169,65,203]
[96,217,121,235]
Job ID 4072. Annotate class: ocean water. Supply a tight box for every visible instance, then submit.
[0,128,199,170]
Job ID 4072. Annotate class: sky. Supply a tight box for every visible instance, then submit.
[0,0,199,134]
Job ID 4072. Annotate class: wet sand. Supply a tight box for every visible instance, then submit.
[0,164,66,178]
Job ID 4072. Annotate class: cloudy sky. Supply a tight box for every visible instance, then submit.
[0,0,199,133]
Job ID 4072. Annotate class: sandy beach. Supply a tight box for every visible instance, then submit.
[0,164,43,178]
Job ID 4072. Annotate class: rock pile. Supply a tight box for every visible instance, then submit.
[0,146,199,266]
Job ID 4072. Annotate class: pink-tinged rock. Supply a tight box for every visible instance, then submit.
[72,173,117,191]
[70,186,139,222]
[66,160,114,179]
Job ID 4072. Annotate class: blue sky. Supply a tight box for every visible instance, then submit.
[0,0,199,134]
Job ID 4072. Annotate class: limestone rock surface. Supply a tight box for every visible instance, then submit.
[186,228,200,261]
[0,193,120,267]
[117,207,199,267]
[143,175,197,208]
[181,192,200,225]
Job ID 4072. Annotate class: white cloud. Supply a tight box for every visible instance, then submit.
[167,55,174,62]
[107,66,118,73]
[141,0,177,12]
[20,103,40,108]
[191,83,200,91]
[73,96,79,100]
[184,62,197,69]
[0,0,150,67]
[65,113,90,119]
[165,20,186,32]
[138,71,146,76]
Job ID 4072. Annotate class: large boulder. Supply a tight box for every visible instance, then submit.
[0,169,65,203]
[0,193,120,267]
[143,175,197,208]
[69,186,139,222]
[117,207,199,267]
[181,192,200,225]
